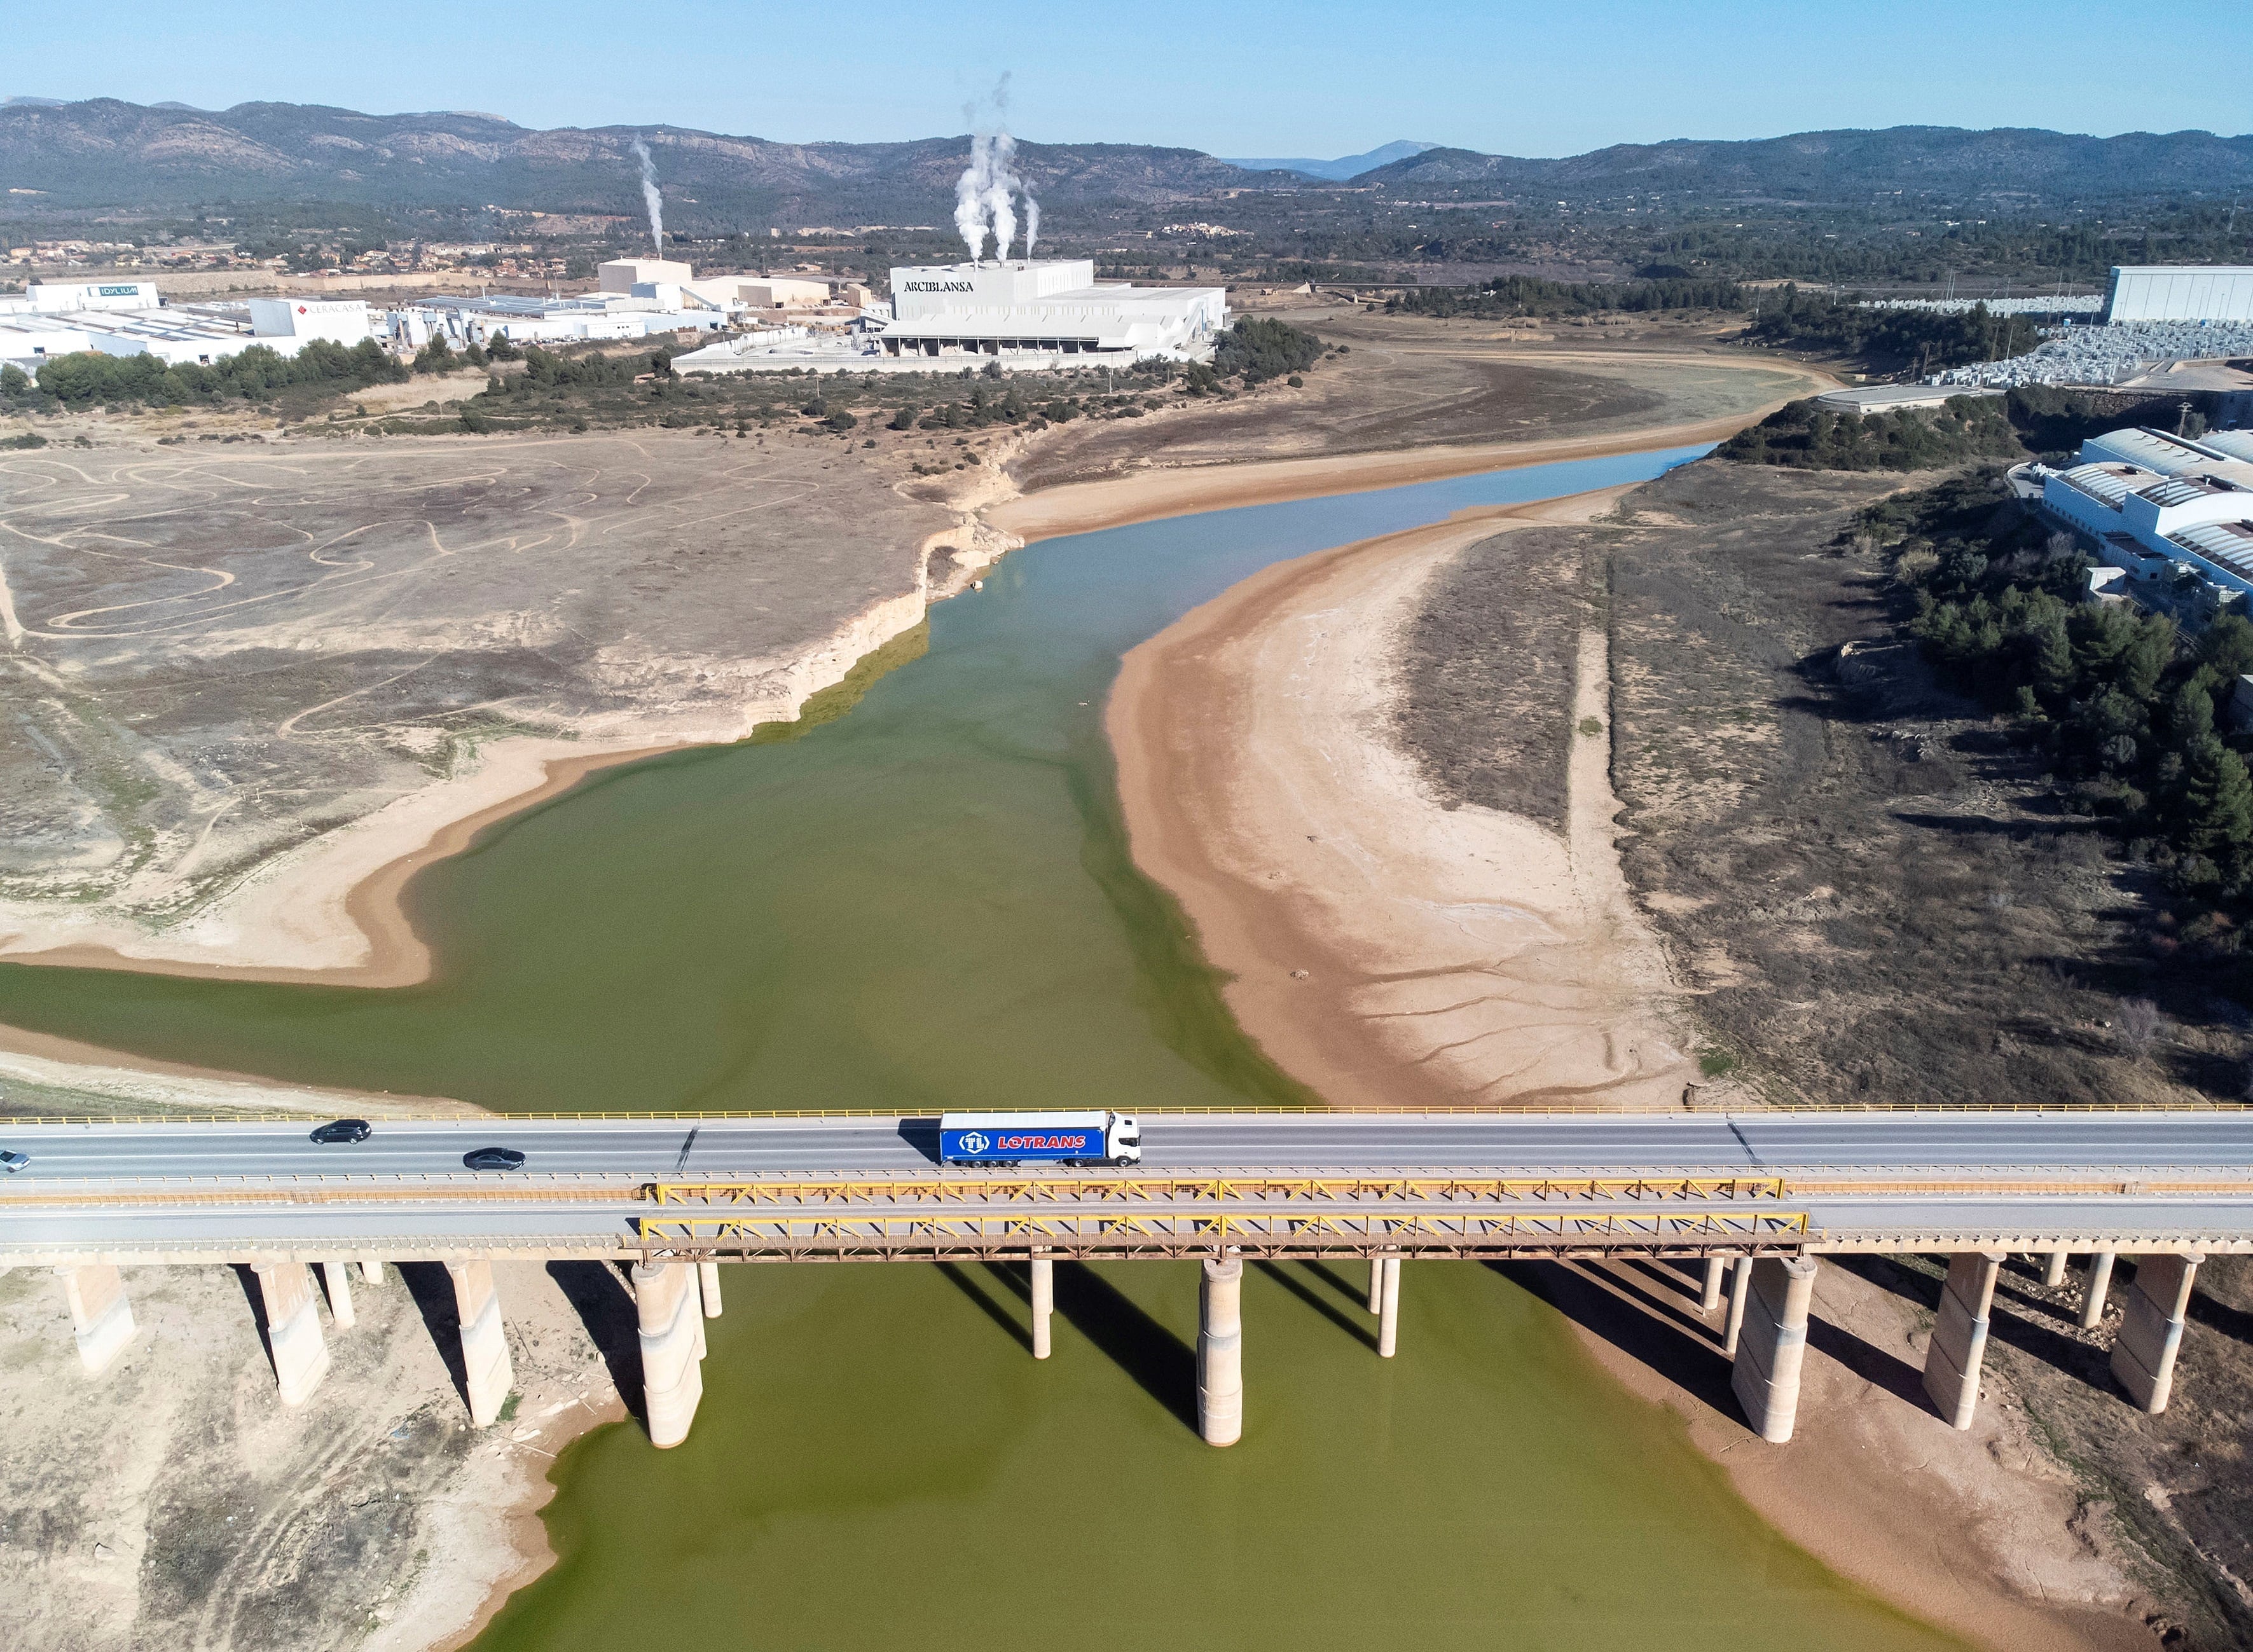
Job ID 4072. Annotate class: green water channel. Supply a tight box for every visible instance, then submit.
[1,449,1702,1112]
[4,449,1960,1647]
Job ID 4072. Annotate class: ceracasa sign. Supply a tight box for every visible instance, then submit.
[902,281,975,294]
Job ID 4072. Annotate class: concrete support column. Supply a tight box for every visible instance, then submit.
[634,1260,706,1449]
[2041,1249,2070,1290]
[57,1263,135,1377]
[2080,1249,2116,1331]
[1198,1254,1244,1447]
[1030,1256,1054,1361]
[2112,1253,2202,1414]
[1922,1251,2005,1431]
[698,1260,722,1319]
[1376,1256,1402,1358]
[1729,1256,1818,1443]
[252,1260,331,1407]
[445,1260,514,1428]
[1699,1256,1726,1316]
[320,1261,357,1330]
[1721,1255,1754,1357]
[359,1258,383,1286]
[1366,1256,1383,1315]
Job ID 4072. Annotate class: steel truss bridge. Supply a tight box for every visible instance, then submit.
[3,1110,2249,1266]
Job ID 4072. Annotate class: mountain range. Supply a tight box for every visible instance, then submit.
[1220,141,1440,181]
[3,100,2247,226]
[1358,126,2253,198]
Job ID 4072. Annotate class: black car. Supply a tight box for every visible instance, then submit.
[462,1146,527,1171]
[310,1119,372,1145]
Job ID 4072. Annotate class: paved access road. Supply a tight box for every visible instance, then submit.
[4,1110,2252,1183]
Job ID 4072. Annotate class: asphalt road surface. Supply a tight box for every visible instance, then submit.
[3,1110,2250,1182]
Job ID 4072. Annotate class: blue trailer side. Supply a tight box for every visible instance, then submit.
[940,1124,1106,1164]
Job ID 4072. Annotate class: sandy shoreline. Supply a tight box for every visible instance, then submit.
[1102,474,2154,1646]
[1108,484,1694,1110]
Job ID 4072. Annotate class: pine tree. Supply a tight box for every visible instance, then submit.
[2181,734,2253,857]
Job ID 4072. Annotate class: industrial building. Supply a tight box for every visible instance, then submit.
[2100,265,2253,326]
[0,282,373,371]
[876,259,1225,361]
[2037,425,2253,614]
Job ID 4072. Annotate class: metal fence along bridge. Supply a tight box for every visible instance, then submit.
[6,1109,2248,1448]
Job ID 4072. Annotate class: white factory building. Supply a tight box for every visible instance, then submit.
[876,259,1225,361]
[2100,265,2253,326]
[2039,426,2253,607]
[0,282,374,371]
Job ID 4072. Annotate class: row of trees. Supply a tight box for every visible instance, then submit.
[1887,474,2253,891]
[5,339,410,410]
[1388,275,1746,319]
[1742,287,2039,369]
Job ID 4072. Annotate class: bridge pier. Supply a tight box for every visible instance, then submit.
[320,1261,357,1330]
[2041,1248,2070,1290]
[58,1263,135,1377]
[2081,1249,2116,1329]
[698,1260,722,1319]
[1366,1257,1382,1316]
[359,1258,383,1286]
[1922,1251,2004,1430]
[1730,1256,1817,1443]
[1699,1256,1726,1316]
[2112,1253,2201,1414]
[1198,1254,1244,1447]
[252,1260,331,1407]
[1030,1256,1054,1359]
[634,1260,706,1448]
[446,1260,514,1428]
[1721,1255,1754,1358]
[1376,1256,1401,1358]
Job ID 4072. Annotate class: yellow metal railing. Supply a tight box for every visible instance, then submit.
[635,1209,1812,1248]
[645,1174,1789,1206]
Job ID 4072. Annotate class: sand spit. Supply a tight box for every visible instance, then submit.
[988,414,1763,546]
[1106,488,2161,1649]
[1108,485,1693,1109]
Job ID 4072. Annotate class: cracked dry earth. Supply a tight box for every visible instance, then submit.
[0,1257,638,1652]
[0,435,953,963]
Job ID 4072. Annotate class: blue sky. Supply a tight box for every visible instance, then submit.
[13,0,2246,157]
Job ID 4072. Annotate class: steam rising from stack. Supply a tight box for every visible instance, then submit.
[631,139,664,255]
[954,79,1040,265]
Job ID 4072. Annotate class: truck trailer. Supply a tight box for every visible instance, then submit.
[937,1110,1141,1167]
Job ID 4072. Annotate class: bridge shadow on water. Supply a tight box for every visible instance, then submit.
[1489,1259,1740,1417]
[937,1261,1033,1353]
[1253,1260,1378,1352]
[1492,1256,1936,1422]
[934,1260,1200,1433]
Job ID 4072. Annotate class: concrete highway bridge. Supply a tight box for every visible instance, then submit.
[5,1108,2247,1450]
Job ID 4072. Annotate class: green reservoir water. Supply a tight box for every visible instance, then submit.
[6,448,1959,1648]
[478,1258,1954,1652]
[1,448,1707,1113]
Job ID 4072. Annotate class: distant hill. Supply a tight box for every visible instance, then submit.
[4,102,2247,228]
[1221,140,1440,181]
[1358,126,2253,200]
[0,99,1290,223]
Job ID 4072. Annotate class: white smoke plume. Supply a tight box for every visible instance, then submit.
[953,76,1040,266]
[631,139,664,255]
